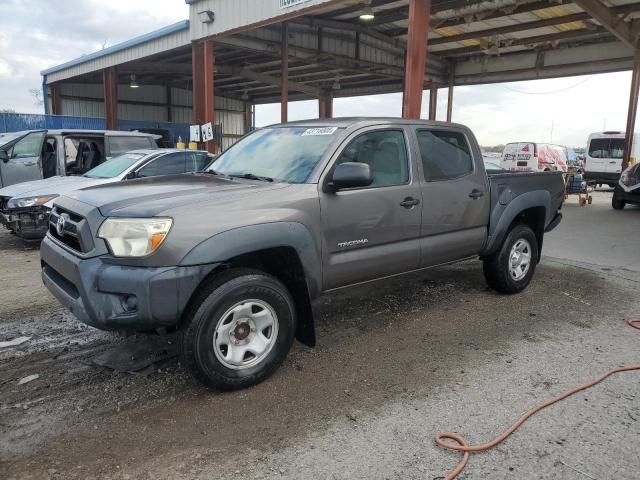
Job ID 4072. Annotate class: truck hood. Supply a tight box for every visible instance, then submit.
[65,174,289,217]
[0,176,114,205]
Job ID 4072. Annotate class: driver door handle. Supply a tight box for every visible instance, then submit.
[469,189,485,199]
[400,197,420,208]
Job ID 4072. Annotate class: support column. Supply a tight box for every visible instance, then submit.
[319,90,333,119]
[192,40,217,153]
[446,62,455,123]
[244,101,253,134]
[429,84,437,121]
[446,85,453,123]
[166,84,173,122]
[402,0,430,119]
[50,84,62,115]
[281,22,289,123]
[623,49,640,171]
[192,42,205,127]
[103,67,118,130]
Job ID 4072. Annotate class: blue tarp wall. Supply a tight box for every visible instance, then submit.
[0,113,190,145]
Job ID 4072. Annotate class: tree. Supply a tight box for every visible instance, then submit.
[29,88,43,107]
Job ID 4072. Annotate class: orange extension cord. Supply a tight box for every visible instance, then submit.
[435,318,640,480]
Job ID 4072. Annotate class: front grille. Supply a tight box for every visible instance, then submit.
[49,207,89,253]
[0,196,9,211]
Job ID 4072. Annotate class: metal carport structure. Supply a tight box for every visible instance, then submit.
[41,0,640,166]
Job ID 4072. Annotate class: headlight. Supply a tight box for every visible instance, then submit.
[7,194,58,209]
[98,218,173,257]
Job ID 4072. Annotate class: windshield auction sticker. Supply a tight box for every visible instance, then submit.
[302,127,338,136]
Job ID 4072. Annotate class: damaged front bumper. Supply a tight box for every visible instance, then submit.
[0,205,50,240]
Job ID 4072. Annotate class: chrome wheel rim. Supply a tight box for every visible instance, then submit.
[213,299,279,370]
[509,238,532,281]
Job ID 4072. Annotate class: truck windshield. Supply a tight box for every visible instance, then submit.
[84,153,145,179]
[210,126,341,183]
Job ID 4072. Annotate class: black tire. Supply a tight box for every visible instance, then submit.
[179,268,296,391]
[612,186,626,210]
[483,223,539,295]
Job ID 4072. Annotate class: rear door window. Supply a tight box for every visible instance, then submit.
[186,152,210,173]
[136,152,186,178]
[107,136,153,156]
[416,130,473,181]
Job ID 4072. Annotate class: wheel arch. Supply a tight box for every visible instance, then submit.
[179,223,321,347]
[482,190,551,262]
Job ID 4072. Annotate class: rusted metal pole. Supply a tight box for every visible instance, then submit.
[281,22,289,123]
[319,90,333,119]
[244,101,253,134]
[51,84,62,115]
[446,62,455,123]
[103,68,118,130]
[191,42,205,127]
[429,84,438,121]
[446,85,453,122]
[203,40,217,153]
[623,49,640,171]
[402,0,430,119]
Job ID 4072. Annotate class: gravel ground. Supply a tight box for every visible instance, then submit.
[1,191,639,480]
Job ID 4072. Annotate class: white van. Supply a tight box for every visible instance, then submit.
[501,142,568,173]
[584,131,639,187]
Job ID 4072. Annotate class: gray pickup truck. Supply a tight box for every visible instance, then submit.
[40,118,564,390]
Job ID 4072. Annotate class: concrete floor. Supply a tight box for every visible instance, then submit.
[1,191,639,480]
[545,190,640,273]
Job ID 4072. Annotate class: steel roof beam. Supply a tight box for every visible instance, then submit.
[217,65,320,96]
[573,0,638,49]
[437,27,610,57]
[427,2,640,46]
[289,17,446,72]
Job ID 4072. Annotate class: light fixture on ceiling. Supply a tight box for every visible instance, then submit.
[198,10,215,24]
[333,77,341,90]
[359,1,375,21]
[129,74,139,89]
[241,90,249,101]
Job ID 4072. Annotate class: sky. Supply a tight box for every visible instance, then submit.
[0,0,635,149]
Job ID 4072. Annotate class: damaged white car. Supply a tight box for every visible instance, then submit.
[0,149,213,239]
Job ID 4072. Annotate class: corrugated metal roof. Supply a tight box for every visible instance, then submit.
[41,20,190,76]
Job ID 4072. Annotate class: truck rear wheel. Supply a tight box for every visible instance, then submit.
[179,269,296,390]
[483,224,538,295]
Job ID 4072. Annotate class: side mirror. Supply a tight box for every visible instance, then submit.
[125,171,138,180]
[0,150,8,163]
[330,162,373,190]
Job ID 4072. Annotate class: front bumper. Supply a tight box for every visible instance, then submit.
[41,235,218,331]
[583,171,620,184]
[0,207,49,239]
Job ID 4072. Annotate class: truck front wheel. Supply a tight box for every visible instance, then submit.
[179,269,296,390]
[483,224,538,294]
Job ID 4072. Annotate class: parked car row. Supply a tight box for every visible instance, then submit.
[499,131,638,189]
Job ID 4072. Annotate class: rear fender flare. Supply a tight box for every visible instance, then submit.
[482,190,550,257]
